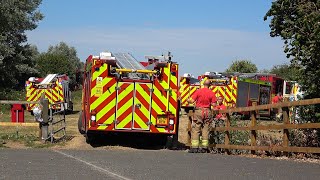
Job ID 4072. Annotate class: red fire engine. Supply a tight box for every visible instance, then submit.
[79,51,179,145]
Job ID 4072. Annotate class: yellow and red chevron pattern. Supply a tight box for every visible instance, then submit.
[200,76,238,108]
[26,81,64,111]
[179,77,199,108]
[88,59,179,134]
[89,61,117,130]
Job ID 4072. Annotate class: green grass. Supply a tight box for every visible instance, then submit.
[72,89,82,110]
[0,89,83,148]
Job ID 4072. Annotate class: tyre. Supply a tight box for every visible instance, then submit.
[78,112,85,134]
[85,132,94,144]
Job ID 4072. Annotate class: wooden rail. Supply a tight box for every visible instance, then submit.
[0,100,38,104]
[0,122,38,127]
[217,98,320,114]
[186,98,320,155]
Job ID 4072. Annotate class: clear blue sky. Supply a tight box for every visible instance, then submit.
[27,0,287,75]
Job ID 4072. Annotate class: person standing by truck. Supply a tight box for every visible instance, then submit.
[272,92,283,121]
[187,79,217,153]
[211,96,226,153]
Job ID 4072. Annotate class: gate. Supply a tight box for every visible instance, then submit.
[46,102,66,142]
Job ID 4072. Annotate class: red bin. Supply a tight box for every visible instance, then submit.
[11,104,25,123]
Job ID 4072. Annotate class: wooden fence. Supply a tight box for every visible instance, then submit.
[187,98,320,154]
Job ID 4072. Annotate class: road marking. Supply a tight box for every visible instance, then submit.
[53,150,132,180]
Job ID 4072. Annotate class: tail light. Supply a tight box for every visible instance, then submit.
[168,116,175,131]
[90,110,97,126]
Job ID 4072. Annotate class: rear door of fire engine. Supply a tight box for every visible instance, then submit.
[115,82,152,130]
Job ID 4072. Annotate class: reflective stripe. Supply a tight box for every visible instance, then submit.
[191,140,199,148]
[201,139,209,147]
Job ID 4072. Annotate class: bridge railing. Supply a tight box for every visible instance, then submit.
[187,98,320,154]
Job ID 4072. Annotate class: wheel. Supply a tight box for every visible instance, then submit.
[78,112,85,134]
[85,132,95,144]
[68,101,74,113]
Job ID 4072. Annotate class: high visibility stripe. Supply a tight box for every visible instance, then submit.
[191,140,199,147]
[92,62,108,82]
[90,62,179,133]
[26,80,65,111]
[168,64,178,116]
[159,64,170,111]
[93,78,117,129]
[181,86,198,107]
[152,81,167,111]
[91,70,109,97]
[202,139,209,147]
[90,78,117,109]
[134,108,149,129]
[115,82,134,129]
[133,83,152,130]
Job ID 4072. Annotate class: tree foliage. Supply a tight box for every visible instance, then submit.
[225,60,258,73]
[0,0,43,90]
[36,53,72,76]
[264,0,320,98]
[269,64,300,81]
[36,42,83,90]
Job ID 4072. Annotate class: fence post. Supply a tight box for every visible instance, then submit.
[224,113,231,155]
[250,102,257,154]
[40,98,49,142]
[282,106,290,156]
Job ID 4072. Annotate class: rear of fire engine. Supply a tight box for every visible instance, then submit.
[198,72,272,116]
[79,52,179,145]
[198,72,235,107]
[25,74,73,113]
[179,73,200,113]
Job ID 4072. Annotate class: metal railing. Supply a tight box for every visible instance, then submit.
[47,102,66,143]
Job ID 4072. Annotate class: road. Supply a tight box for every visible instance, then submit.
[0,149,319,180]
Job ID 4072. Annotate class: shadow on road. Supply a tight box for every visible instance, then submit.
[86,132,186,150]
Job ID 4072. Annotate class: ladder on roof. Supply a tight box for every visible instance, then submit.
[40,74,58,84]
[113,53,146,70]
[113,53,149,79]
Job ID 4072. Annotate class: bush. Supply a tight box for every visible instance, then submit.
[0,89,26,112]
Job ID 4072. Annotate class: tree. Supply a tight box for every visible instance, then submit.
[36,42,83,90]
[36,53,73,76]
[269,64,300,81]
[0,0,43,90]
[264,0,320,98]
[265,0,320,146]
[225,60,258,73]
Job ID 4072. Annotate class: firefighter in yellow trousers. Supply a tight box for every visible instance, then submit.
[187,79,217,153]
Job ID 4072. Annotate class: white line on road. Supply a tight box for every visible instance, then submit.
[53,150,132,180]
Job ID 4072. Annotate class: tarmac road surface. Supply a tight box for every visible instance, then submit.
[0,149,319,180]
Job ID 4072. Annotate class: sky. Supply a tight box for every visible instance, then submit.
[26,0,288,76]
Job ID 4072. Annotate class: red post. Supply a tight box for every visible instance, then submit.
[11,104,25,123]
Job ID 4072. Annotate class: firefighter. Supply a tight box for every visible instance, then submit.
[272,92,283,121]
[211,96,226,153]
[187,79,217,153]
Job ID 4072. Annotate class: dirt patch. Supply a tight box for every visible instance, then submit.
[3,141,28,149]
[53,136,92,150]
[178,112,190,145]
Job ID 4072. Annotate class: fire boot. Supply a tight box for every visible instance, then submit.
[198,148,209,153]
[188,148,199,153]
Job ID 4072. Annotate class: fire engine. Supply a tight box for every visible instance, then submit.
[179,72,272,116]
[78,51,179,144]
[25,74,73,112]
[179,73,200,112]
[233,73,304,99]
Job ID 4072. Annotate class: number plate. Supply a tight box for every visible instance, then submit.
[157,116,167,125]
